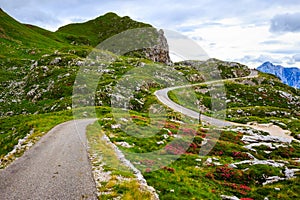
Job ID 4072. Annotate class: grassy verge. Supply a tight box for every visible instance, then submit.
[97,109,300,199]
[0,110,74,168]
[168,75,300,136]
[86,121,153,200]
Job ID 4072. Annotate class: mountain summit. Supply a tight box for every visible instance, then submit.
[56,12,151,46]
[257,62,300,88]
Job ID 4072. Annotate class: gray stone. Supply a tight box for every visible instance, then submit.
[221,195,239,200]
[229,164,238,168]
[234,159,285,168]
[50,57,62,65]
[242,135,292,144]
[262,176,285,185]
[284,167,300,179]
[244,142,275,151]
[237,109,243,114]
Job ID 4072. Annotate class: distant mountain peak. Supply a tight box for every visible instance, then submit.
[262,61,274,65]
[257,62,300,88]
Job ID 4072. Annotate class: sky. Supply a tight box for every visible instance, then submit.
[1,0,300,68]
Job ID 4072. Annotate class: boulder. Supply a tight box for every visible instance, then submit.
[242,135,292,144]
[221,195,239,200]
[50,57,62,65]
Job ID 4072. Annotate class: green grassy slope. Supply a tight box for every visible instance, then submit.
[24,24,68,43]
[56,12,152,46]
[169,70,300,136]
[0,8,299,199]
[0,10,156,165]
[0,8,67,59]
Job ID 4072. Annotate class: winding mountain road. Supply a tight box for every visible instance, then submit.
[0,69,288,200]
[0,119,97,200]
[155,70,258,127]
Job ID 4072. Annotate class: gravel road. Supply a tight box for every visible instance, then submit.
[0,119,97,200]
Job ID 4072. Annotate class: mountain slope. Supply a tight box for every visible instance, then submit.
[0,8,65,59]
[257,62,300,88]
[56,12,152,46]
[1,9,299,199]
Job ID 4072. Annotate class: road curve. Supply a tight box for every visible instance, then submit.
[0,119,97,200]
[155,70,258,127]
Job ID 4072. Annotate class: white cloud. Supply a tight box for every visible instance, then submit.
[235,54,300,68]
[270,13,300,33]
[293,54,300,62]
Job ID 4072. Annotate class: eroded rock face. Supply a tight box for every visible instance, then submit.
[143,29,172,65]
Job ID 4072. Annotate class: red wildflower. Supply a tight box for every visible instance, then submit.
[162,166,175,173]
[145,168,151,173]
[190,143,197,149]
[239,184,251,191]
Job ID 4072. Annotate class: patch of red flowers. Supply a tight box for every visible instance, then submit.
[145,168,152,173]
[223,182,251,195]
[165,141,188,155]
[189,143,198,150]
[162,166,175,173]
[205,172,215,179]
[181,127,197,136]
[131,115,147,121]
[165,123,177,130]
[216,165,235,180]
[232,151,250,160]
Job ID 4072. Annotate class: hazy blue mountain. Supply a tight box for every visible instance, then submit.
[257,62,300,88]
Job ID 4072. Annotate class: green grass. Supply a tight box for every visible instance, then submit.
[168,73,300,135]
[1,7,299,199]
[56,12,152,47]
[86,120,153,200]
[0,110,73,168]
[0,9,68,59]
[97,109,300,199]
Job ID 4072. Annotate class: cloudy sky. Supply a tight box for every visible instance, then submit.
[1,0,300,68]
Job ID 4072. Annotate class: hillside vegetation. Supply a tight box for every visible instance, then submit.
[0,8,299,200]
[57,12,151,46]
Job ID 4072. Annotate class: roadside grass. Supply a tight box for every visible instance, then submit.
[3,8,299,199]
[168,74,300,136]
[97,109,300,199]
[86,120,153,200]
[0,110,73,168]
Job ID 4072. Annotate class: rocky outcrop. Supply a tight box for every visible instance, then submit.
[98,27,172,65]
[242,134,292,144]
[176,58,251,80]
[233,159,285,168]
[143,29,172,65]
